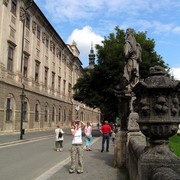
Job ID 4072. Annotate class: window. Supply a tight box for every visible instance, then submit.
[69,110,72,122]
[52,106,55,122]
[68,83,72,97]
[46,37,49,48]
[63,80,66,95]
[37,25,40,39]
[63,59,66,78]
[52,44,55,55]
[10,28,15,39]
[64,109,66,122]
[45,104,48,122]
[45,67,48,88]
[58,108,61,122]
[25,13,30,29]
[58,76,61,94]
[50,42,55,54]
[35,61,40,83]
[11,0,17,15]
[35,103,39,122]
[23,55,28,78]
[52,72,55,91]
[7,45,14,71]
[59,51,61,60]
[69,68,72,83]
[6,98,12,121]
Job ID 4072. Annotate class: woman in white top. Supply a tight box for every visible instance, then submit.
[55,125,64,152]
[84,122,93,151]
[69,120,85,174]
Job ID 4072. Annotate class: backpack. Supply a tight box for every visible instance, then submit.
[58,130,62,138]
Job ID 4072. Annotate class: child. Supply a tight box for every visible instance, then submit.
[111,130,116,144]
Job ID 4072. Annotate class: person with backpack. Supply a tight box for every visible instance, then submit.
[55,125,64,152]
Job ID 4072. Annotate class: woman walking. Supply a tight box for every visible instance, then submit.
[84,122,93,151]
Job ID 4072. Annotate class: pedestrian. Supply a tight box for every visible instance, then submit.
[84,121,93,151]
[69,120,85,174]
[55,125,64,152]
[97,123,99,129]
[111,130,116,144]
[100,120,112,152]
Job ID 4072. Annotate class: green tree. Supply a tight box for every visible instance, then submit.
[73,26,169,121]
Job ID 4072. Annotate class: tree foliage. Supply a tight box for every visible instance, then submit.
[73,26,169,121]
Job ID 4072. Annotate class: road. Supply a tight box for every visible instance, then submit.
[0,132,72,180]
[0,129,101,180]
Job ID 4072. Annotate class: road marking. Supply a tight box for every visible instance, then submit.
[0,136,53,149]
[35,137,101,180]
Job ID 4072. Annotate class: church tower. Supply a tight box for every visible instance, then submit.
[88,42,95,69]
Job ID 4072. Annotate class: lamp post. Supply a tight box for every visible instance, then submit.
[20,0,33,140]
[20,84,26,140]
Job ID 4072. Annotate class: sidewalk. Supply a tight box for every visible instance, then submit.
[48,137,129,180]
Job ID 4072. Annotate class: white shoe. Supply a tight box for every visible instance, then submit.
[60,148,62,152]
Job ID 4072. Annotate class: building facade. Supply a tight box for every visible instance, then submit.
[0,0,100,133]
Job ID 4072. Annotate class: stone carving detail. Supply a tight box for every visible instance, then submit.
[3,0,9,6]
[133,66,180,144]
[152,167,180,180]
[171,97,179,116]
[128,112,140,132]
[32,21,37,34]
[153,95,168,114]
[140,97,150,116]
[20,7,26,22]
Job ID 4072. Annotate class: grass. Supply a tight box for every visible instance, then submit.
[169,134,180,157]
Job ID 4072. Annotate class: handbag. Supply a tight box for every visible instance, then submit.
[58,130,62,138]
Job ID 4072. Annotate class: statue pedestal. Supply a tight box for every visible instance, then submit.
[138,144,180,180]
[114,130,127,168]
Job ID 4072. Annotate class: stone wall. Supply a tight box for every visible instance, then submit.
[125,132,180,180]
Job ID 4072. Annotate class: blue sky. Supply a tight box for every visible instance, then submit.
[34,0,180,79]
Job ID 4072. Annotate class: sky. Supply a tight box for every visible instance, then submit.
[34,0,180,80]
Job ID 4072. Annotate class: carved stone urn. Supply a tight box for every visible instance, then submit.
[133,66,180,145]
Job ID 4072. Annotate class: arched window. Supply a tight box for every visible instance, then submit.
[58,107,61,122]
[44,103,48,122]
[52,105,56,122]
[69,110,72,122]
[35,103,39,122]
[64,108,66,122]
[6,98,13,121]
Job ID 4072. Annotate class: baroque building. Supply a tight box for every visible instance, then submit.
[0,0,100,133]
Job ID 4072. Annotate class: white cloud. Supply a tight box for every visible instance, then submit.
[35,0,180,68]
[66,26,103,66]
[41,0,180,22]
[170,68,180,80]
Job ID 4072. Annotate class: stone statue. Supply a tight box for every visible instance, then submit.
[124,28,142,87]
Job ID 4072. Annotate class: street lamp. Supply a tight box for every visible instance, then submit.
[20,0,33,140]
[20,84,26,140]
